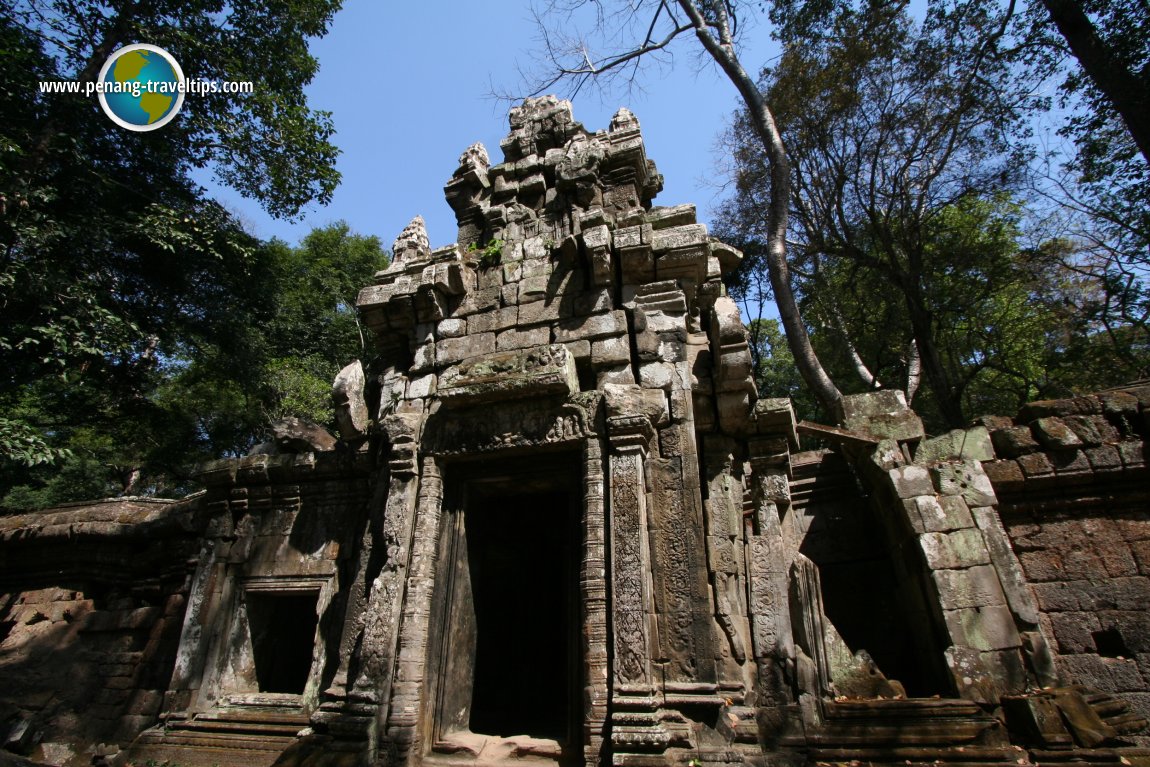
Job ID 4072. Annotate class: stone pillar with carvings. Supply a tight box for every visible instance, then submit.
[606,410,668,757]
[383,455,443,765]
[582,435,610,767]
[313,413,425,754]
[745,399,799,707]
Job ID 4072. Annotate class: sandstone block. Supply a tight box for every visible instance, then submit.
[931,461,998,507]
[888,465,935,498]
[915,426,995,464]
[943,604,1020,651]
[554,310,627,343]
[916,494,975,532]
[932,564,1008,609]
[919,529,992,570]
[437,318,466,338]
[592,336,631,368]
[436,333,494,366]
[982,459,1024,491]
[497,326,551,351]
[1032,417,1084,449]
[840,390,925,441]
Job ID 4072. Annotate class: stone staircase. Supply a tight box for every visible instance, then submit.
[128,694,309,767]
[788,697,1023,767]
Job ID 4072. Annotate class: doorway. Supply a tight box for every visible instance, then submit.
[432,455,581,750]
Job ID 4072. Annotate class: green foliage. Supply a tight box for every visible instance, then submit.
[0,223,388,510]
[1018,0,1150,344]
[0,3,358,508]
[469,238,504,268]
[719,0,1147,428]
[747,318,822,421]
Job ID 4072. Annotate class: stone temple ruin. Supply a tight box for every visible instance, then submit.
[1,97,1149,767]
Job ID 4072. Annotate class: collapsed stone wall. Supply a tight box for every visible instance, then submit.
[979,384,1150,731]
[0,498,202,762]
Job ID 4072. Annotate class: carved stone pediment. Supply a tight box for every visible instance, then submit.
[438,343,578,406]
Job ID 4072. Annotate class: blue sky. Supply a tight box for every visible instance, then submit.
[203,2,780,252]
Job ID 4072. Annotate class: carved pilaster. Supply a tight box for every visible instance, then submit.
[607,414,656,690]
[702,435,749,678]
[383,455,443,766]
[582,436,609,767]
[607,414,670,757]
[747,435,796,710]
[314,413,424,752]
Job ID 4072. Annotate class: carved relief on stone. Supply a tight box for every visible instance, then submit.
[437,344,578,405]
[609,451,650,685]
[557,133,605,207]
[649,456,701,681]
[422,392,600,456]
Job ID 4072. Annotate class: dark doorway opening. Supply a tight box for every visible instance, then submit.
[246,591,318,694]
[466,490,575,740]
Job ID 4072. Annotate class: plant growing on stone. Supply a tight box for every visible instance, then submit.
[478,239,504,268]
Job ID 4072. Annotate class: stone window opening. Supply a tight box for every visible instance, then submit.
[244,589,320,695]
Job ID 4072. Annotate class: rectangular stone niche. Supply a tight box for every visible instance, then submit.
[430,453,582,760]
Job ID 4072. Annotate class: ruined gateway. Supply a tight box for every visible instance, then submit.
[1,97,1149,767]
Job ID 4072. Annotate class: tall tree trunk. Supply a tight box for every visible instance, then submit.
[1039,0,1150,165]
[903,292,965,427]
[677,0,843,416]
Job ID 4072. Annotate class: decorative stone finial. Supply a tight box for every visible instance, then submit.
[457,142,489,174]
[392,215,431,264]
[610,106,640,132]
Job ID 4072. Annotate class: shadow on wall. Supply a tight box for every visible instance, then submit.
[0,498,202,760]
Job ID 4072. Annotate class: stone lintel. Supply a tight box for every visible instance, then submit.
[437,344,577,406]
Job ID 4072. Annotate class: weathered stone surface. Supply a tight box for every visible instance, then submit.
[888,465,935,498]
[915,427,995,464]
[933,565,1008,609]
[554,310,628,343]
[10,97,1150,767]
[915,494,975,532]
[438,344,578,405]
[1032,417,1084,449]
[333,360,369,441]
[271,417,337,452]
[991,425,1040,457]
[943,602,1025,653]
[840,390,925,441]
[931,461,998,507]
[919,529,993,570]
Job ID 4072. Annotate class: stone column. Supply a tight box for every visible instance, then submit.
[606,412,668,756]
[582,436,610,767]
[383,454,443,766]
[314,412,424,754]
[702,435,749,680]
[746,434,796,708]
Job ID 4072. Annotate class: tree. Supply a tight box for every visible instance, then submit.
[518,0,843,413]
[0,223,387,509]
[716,0,1061,427]
[0,1,341,469]
[1036,0,1150,168]
[258,223,387,424]
[1024,0,1150,349]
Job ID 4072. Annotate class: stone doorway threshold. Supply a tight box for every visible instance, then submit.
[431,730,568,766]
